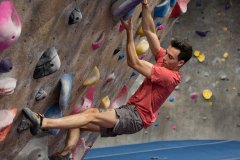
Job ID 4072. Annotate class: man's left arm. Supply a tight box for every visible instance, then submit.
[121,18,153,79]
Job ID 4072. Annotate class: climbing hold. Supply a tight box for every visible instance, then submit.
[169,96,174,102]
[208,101,213,106]
[190,92,198,100]
[33,47,61,79]
[0,108,17,142]
[194,50,200,57]
[17,119,31,133]
[0,57,12,73]
[106,72,116,83]
[172,124,177,130]
[83,66,100,86]
[195,30,209,37]
[113,48,120,55]
[44,103,62,135]
[157,25,164,31]
[0,1,22,52]
[156,22,161,27]
[197,54,205,62]
[119,22,125,32]
[130,70,137,78]
[202,89,212,100]
[135,38,149,56]
[35,87,47,101]
[92,32,105,50]
[218,71,228,80]
[223,52,229,59]
[169,0,189,18]
[153,0,170,18]
[59,72,73,110]
[15,136,48,160]
[212,57,222,65]
[71,86,94,114]
[139,54,146,60]
[100,96,111,109]
[0,77,17,96]
[184,75,191,83]
[68,7,82,25]
[223,27,228,32]
[154,122,159,127]
[137,24,145,37]
[110,85,128,108]
[202,116,207,120]
[122,7,136,20]
[118,51,125,60]
[170,0,177,7]
[111,0,142,21]
[225,0,232,10]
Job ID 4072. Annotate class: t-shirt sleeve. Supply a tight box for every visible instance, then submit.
[151,65,175,85]
[155,47,166,62]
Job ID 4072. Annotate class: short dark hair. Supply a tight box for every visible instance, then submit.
[171,39,193,64]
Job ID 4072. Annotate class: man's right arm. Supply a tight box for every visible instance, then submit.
[141,0,161,57]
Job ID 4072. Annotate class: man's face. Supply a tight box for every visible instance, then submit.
[163,45,184,70]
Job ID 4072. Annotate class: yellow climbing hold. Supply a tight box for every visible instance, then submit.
[198,54,205,62]
[137,24,145,37]
[194,50,200,57]
[136,38,149,56]
[223,52,229,59]
[202,89,213,100]
[101,96,110,109]
[208,102,213,106]
[83,66,100,86]
[223,27,228,32]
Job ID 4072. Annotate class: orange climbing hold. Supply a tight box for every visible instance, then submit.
[83,66,100,86]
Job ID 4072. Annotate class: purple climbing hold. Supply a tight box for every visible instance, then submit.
[0,57,12,73]
[195,30,209,37]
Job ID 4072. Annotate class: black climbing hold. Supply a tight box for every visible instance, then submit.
[33,47,61,79]
[0,57,12,73]
[113,48,120,55]
[69,7,82,25]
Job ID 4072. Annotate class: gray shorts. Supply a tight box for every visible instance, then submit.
[100,105,144,137]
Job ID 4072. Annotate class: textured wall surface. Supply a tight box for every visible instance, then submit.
[0,0,239,159]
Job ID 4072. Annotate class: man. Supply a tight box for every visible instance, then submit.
[22,0,193,159]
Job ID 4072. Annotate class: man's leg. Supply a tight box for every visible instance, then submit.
[42,108,117,129]
[53,123,100,157]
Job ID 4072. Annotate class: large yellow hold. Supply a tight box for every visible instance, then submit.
[137,24,145,37]
[83,66,100,86]
[135,38,149,56]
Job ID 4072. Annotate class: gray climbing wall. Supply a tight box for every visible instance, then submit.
[0,0,163,159]
[94,0,240,147]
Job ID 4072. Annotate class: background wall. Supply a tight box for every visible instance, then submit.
[0,0,239,159]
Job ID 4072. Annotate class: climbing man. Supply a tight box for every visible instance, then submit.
[22,0,193,159]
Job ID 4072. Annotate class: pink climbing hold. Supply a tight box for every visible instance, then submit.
[0,0,21,52]
[119,22,125,32]
[172,124,177,130]
[169,0,189,18]
[157,25,164,31]
[106,73,116,83]
[0,108,17,142]
[92,32,105,50]
[71,86,94,114]
[110,85,128,108]
[190,92,198,100]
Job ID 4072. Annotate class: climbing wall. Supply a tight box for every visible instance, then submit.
[0,0,165,159]
[95,0,240,147]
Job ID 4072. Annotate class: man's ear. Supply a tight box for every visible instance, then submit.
[178,60,185,67]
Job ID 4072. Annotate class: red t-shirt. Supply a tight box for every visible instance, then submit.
[127,47,181,128]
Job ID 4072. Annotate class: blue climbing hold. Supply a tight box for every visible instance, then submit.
[169,96,174,102]
[153,0,170,18]
[59,72,73,111]
[130,70,137,77]
[170,0,177,7]
[118,52,125,60]
[195,30,209,37]
[44,103,62,135]
[156,21,161,27]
